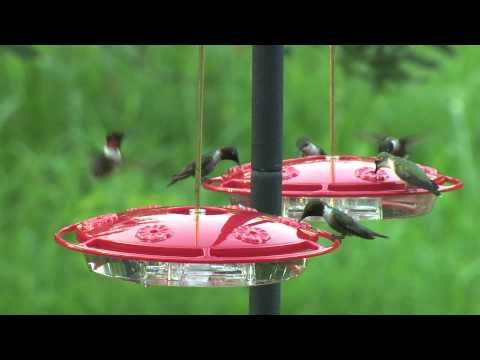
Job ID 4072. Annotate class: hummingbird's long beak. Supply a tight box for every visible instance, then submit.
[374,161,380,173]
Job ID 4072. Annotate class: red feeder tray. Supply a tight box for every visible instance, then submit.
[203,155,463,221]
[54,205,339,287]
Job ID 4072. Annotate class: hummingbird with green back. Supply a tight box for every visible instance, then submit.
[300,200,388,240]
[374,152,440,196]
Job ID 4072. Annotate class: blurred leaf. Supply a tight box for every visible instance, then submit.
[338,45,455,91]
[0,45,37,59]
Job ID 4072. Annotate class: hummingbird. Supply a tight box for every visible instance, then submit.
[91,132,124,178]
[374,152,440,196]
[168,147,240,186]
[371,134,419,158]
[300,200,388,240]
[296,137,326,157]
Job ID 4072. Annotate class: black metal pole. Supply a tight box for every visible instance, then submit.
[249,45,283,315]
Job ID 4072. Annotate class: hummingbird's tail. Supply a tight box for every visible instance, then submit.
[167,178,178,187]
[430,181,441,196]
[373,232,389,239]
[357,227,389,240]
[167,173,190,187]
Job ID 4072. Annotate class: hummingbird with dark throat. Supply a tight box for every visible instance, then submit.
[296,137,326,157]
[168,146,240,187]
[374,152,440,196]
[371,134,420,158]
[91,132,124,178]
[300,200,388,240]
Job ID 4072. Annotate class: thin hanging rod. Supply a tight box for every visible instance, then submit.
[194,46,206,210]
[329,45,336,156]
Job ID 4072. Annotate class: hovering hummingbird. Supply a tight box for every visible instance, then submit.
[91,132,124,178]
[374,152,440,196]
[300,200,388,240]
[296,137,326,157]
[168,147,240,187]
[371,134,419,158]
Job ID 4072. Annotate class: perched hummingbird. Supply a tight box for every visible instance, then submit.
[372,134,419,158]
[296,137,326,157]
[91,132,124,178]
[168,147,240,186]
[300,200,388,240]
[374,152,440,196]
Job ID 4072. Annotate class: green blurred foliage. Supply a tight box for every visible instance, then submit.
[0,45,477,314]
[338,45,455,91]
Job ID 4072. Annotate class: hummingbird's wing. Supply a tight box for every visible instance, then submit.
[361,132,389,153]
[168,161,196,186]
[167,154,214,186]
[394,158,440,196]
[400,135,422,146]
[363,132,387,144]
[91,153,116,178]
[329,208,388,239]
[394,136,421,157]
[365,133,422,157]
[399,135,423,152]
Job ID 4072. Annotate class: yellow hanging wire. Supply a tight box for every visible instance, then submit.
[328,45,336,207]
[329,45,336,156]
[194,45,206,211]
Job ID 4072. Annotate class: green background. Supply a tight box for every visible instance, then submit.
[0,45,476,314]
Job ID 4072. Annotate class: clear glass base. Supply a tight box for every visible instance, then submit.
[230,193,437,221]
[283,197,383,221]
[85,255,307,287]
[381,194,436,219]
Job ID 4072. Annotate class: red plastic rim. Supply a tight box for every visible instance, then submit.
[54,205,340,264]
[203,155,464,198]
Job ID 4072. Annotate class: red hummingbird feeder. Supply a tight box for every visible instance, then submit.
[54,205,339,287]
[203,155,463,221]
[203,46,463,222]
[53,46,342,292]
